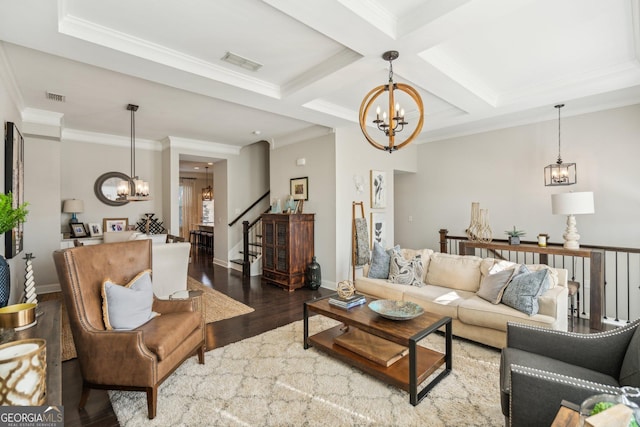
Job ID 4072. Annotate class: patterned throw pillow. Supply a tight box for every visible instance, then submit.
[101,270,158,330]
[501,268,550,315]
[388,252,424,287]
[477,264,528,304]
[368,242,399,279]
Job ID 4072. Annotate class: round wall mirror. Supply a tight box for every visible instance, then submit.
[94,172,131,206]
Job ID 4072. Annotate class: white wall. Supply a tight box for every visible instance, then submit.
[270,133,336,286]
[395,104,640,251]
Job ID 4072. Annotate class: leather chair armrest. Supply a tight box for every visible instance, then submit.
[152,295,200,314]
[78,330,157,386]
[506,320,639,377]
[508,365,620,427]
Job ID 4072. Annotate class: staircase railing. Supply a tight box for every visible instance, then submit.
[439,229,640,325]
[228,191,270,276]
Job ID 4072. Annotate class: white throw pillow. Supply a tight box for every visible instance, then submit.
[101,270,158,330]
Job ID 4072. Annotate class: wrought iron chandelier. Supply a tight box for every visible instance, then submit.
[117,104,151,201]
[544,104,576,186]
[202,166,212,201]
[358,51,424,153]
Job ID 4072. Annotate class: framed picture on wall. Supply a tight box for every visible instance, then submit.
[4,122,25,259]
[103,218,128,233]
[290,177,308,201]
[370,212,386,247]
[88,222,103,237]
[70,223,88,238]
[370,170,386,209]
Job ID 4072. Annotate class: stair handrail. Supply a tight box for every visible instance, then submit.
[228,190,270,227]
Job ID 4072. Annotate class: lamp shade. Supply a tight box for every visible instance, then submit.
[62,199,84,214]
[551,192,594,215]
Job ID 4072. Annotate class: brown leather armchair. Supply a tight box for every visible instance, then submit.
[53,239,205,419]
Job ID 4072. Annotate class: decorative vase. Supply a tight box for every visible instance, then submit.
[478,209,493,242]
[0,256,9,308]
[306,256,321,290]
[466,202,481,241]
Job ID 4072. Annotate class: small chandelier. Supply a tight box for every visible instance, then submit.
[202,166,213,201]
[544,104,576,186]
[118,104,151,201]
[359,51,424,153]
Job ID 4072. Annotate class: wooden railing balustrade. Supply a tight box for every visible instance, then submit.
[439,229,640,330]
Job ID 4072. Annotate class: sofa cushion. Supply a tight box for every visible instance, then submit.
[368,242,399,279]
[101,269,157,330]
[388,252,424,287]
[137,311,201,361]
[355,277,405,301]
[620,325,640,386]
[403,285,473,319]
[477,267,518,304]
[426,252,483,292]
[458,295,556,331]
[501,268,550,315]
[480,259,561,288]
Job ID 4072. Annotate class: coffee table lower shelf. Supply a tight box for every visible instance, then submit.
[308,325,447,401]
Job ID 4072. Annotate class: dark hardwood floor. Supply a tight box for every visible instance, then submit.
[61,247,596,426]
[61,248,332,427]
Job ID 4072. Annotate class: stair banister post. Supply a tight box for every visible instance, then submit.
[242,221,250,277]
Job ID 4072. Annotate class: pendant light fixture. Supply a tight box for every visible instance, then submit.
[359,51,424,153]
[202,166,213,201]
[118,104,151,201]
[544,104,576,186]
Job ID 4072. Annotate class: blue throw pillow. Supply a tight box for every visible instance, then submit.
[101,270,157,330]
[501,268,550,316]
[368,242,399,279]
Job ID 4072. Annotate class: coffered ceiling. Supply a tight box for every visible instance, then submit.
[0,0,639,148]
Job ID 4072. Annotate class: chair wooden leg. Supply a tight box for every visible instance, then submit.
[78,382,91,409]
[198,345,205,364]
[146,386,158,419]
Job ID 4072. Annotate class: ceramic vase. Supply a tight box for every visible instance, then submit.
[0,256,9,308]
[306,256,321,290]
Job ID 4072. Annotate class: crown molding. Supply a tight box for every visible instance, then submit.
[166,136,241,156]
[0,42,24,112]
[21,108,64,127]
[62,128,161,150]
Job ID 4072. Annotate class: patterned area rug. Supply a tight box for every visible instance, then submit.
[109,316,503,426]
[41,278,254,361]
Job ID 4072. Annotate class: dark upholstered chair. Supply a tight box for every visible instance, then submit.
[53,239,205,419]
[500,319,640,426]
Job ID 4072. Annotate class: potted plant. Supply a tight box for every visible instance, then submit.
[505,226,525,245]
[0,192,29,307]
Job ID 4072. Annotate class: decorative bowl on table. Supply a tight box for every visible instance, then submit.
[368,300,424,321]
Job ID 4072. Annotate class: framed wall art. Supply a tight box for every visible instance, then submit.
[88,222,103,237]
[4,122,24,259]
[370,170,386,209]
[103,218,128,232]
[70,223,88,238]
[290,177,308,201]
[370,212,386,247]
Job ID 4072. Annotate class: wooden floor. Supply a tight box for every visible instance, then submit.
[61,248,332,427]
[61,247,595,426]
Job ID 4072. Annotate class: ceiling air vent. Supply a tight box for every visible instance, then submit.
[221,51,262,72]
[46,91,66,102]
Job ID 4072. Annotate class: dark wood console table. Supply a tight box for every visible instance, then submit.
[459,241,604,330]
[14,300,62,405]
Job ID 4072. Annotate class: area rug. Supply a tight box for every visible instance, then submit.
[109,316,503,426]
[41,278,254,361]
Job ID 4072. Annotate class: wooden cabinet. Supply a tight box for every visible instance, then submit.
[261,213,314,291]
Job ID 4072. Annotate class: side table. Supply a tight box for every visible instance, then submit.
[551,401,580,427]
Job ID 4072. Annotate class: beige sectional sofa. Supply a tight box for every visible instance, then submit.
[355,249,568,348]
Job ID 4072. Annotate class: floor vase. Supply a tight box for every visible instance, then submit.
[0,256,9,308]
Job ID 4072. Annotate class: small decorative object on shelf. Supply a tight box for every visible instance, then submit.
[336,280,356,299]
[270,199,281,213]
[505,226,526,245]
[22,253,38,305]
[305,256,321,290]
[135,213,166,234]
[537,233,549,247]
[477,208,493,242]
[329,293,366,310]
[466,202,481,241]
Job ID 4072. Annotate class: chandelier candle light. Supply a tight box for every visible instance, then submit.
[118,104,151,201]
[544,104,576,186]
[551,191,594,249]
[359,51,424,153]
[202,166,213,201]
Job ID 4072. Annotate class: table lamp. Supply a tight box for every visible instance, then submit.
[551,192,594,249]
[62,199,84,225]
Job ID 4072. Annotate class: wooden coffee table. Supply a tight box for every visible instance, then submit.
[303,295,452,406]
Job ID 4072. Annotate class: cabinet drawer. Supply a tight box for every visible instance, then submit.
[262,269,289,284]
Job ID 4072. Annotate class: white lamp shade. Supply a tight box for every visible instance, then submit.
[551,192,594,215]
[62,199,84,214]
